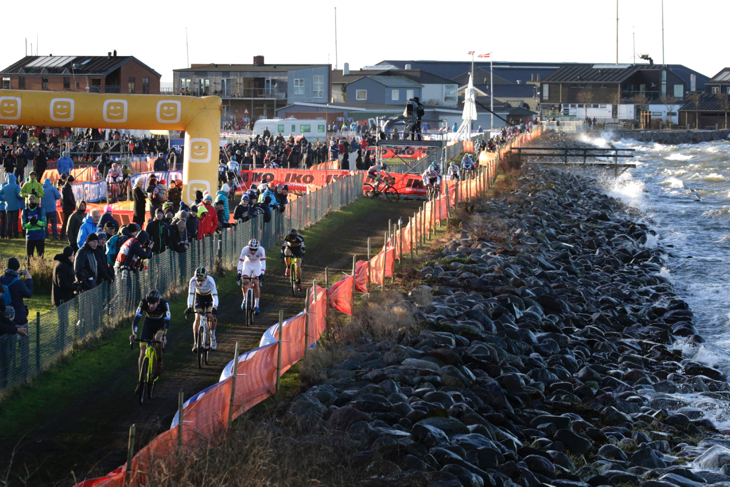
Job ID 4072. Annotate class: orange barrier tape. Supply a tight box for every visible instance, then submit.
[329,275,354,315]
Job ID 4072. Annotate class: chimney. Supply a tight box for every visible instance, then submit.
[253,55,265,66]
[113,50,117,57]
[108,52,112,57]
[691,74,697,91]
[405,64,412,70]
[344,63,349,75]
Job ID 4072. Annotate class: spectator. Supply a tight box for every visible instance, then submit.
[146,175,163,218]
[52,246,76,307]
[0,178,6,239]
[168,212,190,253]
[168,179,182,212]
[60,175,75,240]
[107,224,133,265]
[0,301,28,337]
[75,233,99,290]
[215,183,230,220]
[93,231,114,284]
[22,194,47,263]
[0,174,23,239]
[114,229,153,272]
[145,208,168,254]
[196,205,214,240]
[1,258,33,379]
[66,200,87,252]
[56,151,74,176]
[20,171,44,199]
[186,205,199,241]
[202,194,218,229]
[132,178,146,227]
[41,178,61,240]
[214,200,229,230]
[33,147,48,179]
[76,209,101,249]
[153,153,168,171]
[98,205,119,233]
[13,148,28,181]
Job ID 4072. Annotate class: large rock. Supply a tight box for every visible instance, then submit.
[554,429,592,455]
[694,445,730,469]
[524,454,555,478]
[327,407,371,430]
[597,444,628,461]
[630,446,666,469]
[600,406,634,426]
[411,423,450,447]
[418,417,470,437]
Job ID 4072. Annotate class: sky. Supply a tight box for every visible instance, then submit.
[2,0,727,84]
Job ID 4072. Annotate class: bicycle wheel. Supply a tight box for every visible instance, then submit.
[384,186,400,203]
[364,184,377,199]
[148,351,156,401]
[139,357,148,405]
[290,262,298,296]
[197,325,204,369]
[246,288,254,326]
[205,329,210,365]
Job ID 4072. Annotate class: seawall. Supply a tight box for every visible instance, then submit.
[605,129,730,144]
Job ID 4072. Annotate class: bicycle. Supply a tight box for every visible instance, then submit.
[239,274,260,327]
[186,309,213,368]
[130,337,163,405]
[426,184,441,201]
[364,175,400,203]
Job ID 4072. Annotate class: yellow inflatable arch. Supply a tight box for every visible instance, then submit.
[0,90,221,204]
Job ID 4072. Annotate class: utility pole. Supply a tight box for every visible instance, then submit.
[633,27,635,65]
[616,0,619,64]
[334,7,338,70]
[186,27,189,68]
[661,0,665,65]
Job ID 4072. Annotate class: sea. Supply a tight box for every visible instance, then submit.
[580,132,730,436]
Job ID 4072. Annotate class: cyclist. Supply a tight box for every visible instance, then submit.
[185,266,219,351]
[422,165,441,197]
[282,229,305,291]
[107,163,124,201]
[130,290,170,387]
[237,238,266,314]
[448,161,461,180]
[367,161,387,182]
[114,230,153,273]
[461,154,476,179]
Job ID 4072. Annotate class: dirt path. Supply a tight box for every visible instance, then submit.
[1,199,423,486]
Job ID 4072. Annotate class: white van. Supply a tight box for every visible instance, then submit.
[253,118,328,141]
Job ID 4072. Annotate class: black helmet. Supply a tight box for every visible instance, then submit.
[147,290,160,304]
[137,230,149,245]
[289,229,298,237]
[195,266,208,280]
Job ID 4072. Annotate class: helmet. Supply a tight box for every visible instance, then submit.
[136,230,150,245]
[430,164,437,171]
[381,162,388,170]
[146,290,160,304]
[195,266,208,280]
[289,229,298,237]
[249,238,259,251]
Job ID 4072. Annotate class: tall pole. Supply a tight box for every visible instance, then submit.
[185,27,190,68]
[334,7,338,70]
[661,0,665,65]
[633,27,635,65]
[616,0,619,65]
[490,53,494,130]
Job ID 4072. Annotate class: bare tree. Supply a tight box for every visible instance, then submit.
[576,91,594,122]
[717,93,730,129]
[687,92,703,129]
[609,92,621,121]
[660,95,678,129]
[632,93,649,129]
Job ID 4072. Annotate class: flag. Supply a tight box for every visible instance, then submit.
[467,51,475,55]
[478,53,490,58]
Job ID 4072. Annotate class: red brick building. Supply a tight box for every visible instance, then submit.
[0,53,161,94]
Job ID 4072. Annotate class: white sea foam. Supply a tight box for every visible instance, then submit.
[660,177,685,189]
[666,153,694,161]
[705,173,727,182]
[643,233,660,249]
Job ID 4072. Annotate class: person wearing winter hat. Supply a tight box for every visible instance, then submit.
[215,183,231,220]
[186,205,199,241]
[93,230,114,284]
[41,178,61,239]
[60,175,75,240]
[1,257,33,383]
[98,204,119,233]
[74,233,99,291]
[52,246,75,350]
[22,194,47,263]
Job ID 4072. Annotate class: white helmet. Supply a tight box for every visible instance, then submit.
[249,238,259,251]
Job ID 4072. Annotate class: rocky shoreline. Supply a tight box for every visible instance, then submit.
[605,129,730,145]
[282,166,730,487]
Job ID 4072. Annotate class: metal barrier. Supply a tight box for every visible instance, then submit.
[0,172,364,394]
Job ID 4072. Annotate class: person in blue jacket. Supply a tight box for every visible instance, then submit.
[0,257,33,382]
[76,209,102,249]
[41,178,61,239]
[0,174,24,239]
[56,151,74,176]
[215,183,230,221]
[0,178,6,239]
[22,194,47,262]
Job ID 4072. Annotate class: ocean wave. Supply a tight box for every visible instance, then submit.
[665,153,694,161]
[688,172,727,182]
[660,177,684,188]
[702,207,730,218]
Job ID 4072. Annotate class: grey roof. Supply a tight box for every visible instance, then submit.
[543,64,645,83]
[332,68,454,86]
[176,63,328,73]
[0,55,161,77]
[379,60,560,85]
[366,75,422,88]
[452,68,511,86]
[472,84,537,98]
[331,69,387,84]
[679,92,730,111]
[710,68,730,83]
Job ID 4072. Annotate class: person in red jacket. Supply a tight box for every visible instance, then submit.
[196,204,217,240]
[202,195,218,231]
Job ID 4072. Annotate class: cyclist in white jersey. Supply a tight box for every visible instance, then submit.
[237,238,266,314]
[185,266,219,351]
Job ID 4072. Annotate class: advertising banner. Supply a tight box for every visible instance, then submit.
[239,169,351,193]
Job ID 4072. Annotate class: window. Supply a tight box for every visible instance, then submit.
[652,112,662,117]
[592,104,599,108]
[313,75,324,98]
[543,84,549,100]
[391,89,399,101]
[63,77,70,90]
[356,89,367,100]
[674,84,684,99]
[599,105,607,108]
[318,124,325,133]
[128,77,135,93]
[294,78,305,95]
[220,78,232,97]
[18,77,25,89]
[300,124,311,132]
[180,78,192,92]
[712,86,720,94]
[444,84,458,104]
[727,87,730,95]
[142,77,150,94]
[1,77,9,89]
[291,124,296,132]
[198,78,210,95]
[406,89,414,99]
[278,124,285,133]
[42,77,49,89]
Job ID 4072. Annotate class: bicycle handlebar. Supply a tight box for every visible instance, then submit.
[130,337,163,350]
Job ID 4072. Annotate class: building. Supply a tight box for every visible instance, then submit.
[677,93,730,129]
[172,56,331,125]
[0,53,161,94]
[345,75,423,106]
[540,63,688,123]
[704,68,730,95]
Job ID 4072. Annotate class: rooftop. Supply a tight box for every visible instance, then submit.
[0,55,160,77]
[175,63,328,73]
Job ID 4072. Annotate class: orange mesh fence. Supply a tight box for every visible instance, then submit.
[311,160,340,170]
[463,141,474,153]
[369,250,385,287]
[280,314,308,375]
[230,344,279,421]
[329,275,354,315]
[308,286,328,339]
[355,261,369,293]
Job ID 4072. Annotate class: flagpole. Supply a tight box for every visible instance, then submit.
[490,52,494,130]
